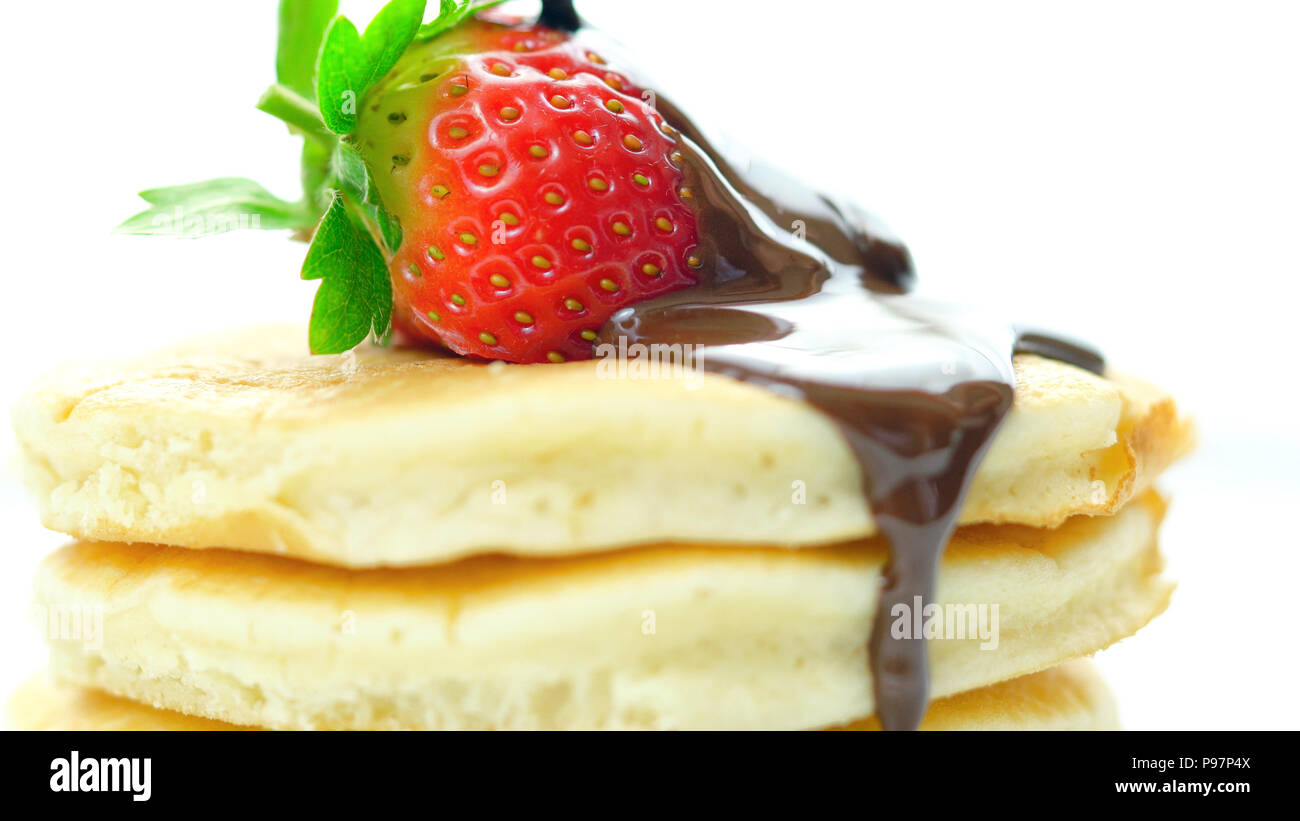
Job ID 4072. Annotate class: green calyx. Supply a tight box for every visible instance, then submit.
[116,0,507,354]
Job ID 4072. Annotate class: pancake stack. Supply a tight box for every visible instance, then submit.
[8,326,1189,730]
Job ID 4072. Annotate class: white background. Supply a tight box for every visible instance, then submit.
[1,0,1297,729]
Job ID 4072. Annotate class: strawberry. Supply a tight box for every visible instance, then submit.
[120,1,699,360]
[355,19,699,363]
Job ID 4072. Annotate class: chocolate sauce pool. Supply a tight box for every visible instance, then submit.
[543,1,1103,730]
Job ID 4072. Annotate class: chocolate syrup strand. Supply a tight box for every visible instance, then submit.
[848,383,1014,730]
[653,95,915,293]
[602,123,1022,729]
[568,23,1103,729]
[538,0,581,32]
[1014,328,1105,376]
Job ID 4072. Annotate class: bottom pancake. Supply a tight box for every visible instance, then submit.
[836,660,1118,730]
[8,661,1116,731]
[32,493,1169,730]
[8,672,250,731]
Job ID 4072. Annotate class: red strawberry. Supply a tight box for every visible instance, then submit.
[355,18,700,363]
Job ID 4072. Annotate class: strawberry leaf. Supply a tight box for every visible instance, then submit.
[301,138,335,216]
[316,0,426,134]
[268,1,344,227]
[316,16,367,135]
[333,142,403,254]
[417,1,509,41]
[117,178,313,237]
[301,192,394,354]
[276,0,338,99]
[361,0,428,88]
[332,142,379,207]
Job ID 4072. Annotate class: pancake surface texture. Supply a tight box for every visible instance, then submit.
[13,327,1192,567]
[836,660,1118,731]
[9,662,1115,731]
[8,673,247,731]
[34,493,1169,730]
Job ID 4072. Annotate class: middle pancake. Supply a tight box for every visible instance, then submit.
[36,493,1170,730]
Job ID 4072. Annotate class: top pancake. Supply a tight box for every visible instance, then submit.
[12,325,1191,567]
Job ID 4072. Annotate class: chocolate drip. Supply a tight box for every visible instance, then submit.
[1014,329,1105,375]
[538,0,582,32]
[652,95,915,294]
[569,25,1103,729]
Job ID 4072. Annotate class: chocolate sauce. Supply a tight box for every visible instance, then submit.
[538,0,582,31]
[543,1,1103,730]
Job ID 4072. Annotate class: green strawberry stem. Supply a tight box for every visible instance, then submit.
[257,84,335,150]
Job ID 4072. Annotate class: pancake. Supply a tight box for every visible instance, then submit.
[8,661,1116,731]
[8,673,249,731]
[836,660,1118,731]
[32,493,1169,730]
[12,326,1191,568]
